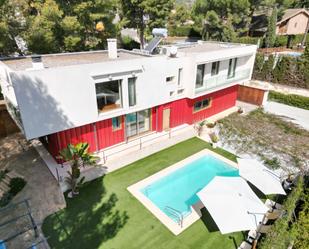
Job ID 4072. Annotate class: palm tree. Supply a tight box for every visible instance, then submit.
[58,143,99,198]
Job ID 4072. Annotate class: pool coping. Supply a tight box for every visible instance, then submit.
[127,149,238,235]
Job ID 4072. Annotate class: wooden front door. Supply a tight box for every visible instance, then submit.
[162,108,170,130]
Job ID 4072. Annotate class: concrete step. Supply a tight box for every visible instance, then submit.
[6,171,23,179]
[0,181,10,193]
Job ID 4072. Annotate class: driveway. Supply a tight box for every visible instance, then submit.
[264,101,309,130]
[0,133,66,248]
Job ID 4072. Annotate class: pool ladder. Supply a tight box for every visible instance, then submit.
[164,206,183,228]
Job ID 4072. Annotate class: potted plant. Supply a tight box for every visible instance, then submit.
[210,133,219,148]
[195,120,206,136]
[238,107,244,114]
[58,143,99,198]
[206,121,216,129]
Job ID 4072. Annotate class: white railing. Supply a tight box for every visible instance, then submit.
[195,68,251,94]
[100,124,192,164]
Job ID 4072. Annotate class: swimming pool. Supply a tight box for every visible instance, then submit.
[140,154,239,222]
[127,149,239,235]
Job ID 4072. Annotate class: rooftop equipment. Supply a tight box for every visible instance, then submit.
[144,28,168,54]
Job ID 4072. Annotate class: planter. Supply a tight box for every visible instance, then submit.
[212,143,217,149]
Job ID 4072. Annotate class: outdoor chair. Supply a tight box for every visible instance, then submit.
[265,199,282,211]
[238,241,252,249]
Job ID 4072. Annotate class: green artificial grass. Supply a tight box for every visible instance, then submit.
[42,137,243,249]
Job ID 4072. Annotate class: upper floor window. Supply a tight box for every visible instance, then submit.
[211,61,220,76]
[112,116,122,130]
[195,64,205,88]
[193,98,212,112]
[228,58,237,78]
[178,68,183,86]
[166,76,175,83]
[96,80,122,113]
[128,77,136,107]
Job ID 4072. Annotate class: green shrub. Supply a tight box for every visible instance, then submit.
[264,157,281,169]
[268,91,309,110]
[231,36,260,45]
[121,36,140,50]
[168,25,201,37]
[9,177,26,196]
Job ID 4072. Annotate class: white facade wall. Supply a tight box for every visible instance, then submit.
[1,44,257,140]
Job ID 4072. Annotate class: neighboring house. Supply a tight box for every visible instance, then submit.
[250,8,309,36]
[276,8,309,35]
[0,39,257,162]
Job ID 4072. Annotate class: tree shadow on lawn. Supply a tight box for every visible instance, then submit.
[42,177,129,249]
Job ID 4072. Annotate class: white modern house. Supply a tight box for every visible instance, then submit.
[0,39,257,161]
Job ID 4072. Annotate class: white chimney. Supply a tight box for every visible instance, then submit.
[107,38,117,59]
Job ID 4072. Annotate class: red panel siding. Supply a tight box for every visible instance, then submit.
[46,86,238,161]
[151,107,157,131]
[47,133,59,158]
[56,124,96,152]
[156,85,238,131]
[96,116,125,150]
[191,85,238,123]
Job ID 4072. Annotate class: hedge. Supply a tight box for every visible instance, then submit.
[268,91,309,110]
[168,25,201,37]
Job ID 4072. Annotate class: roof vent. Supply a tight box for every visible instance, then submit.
[31,55,44,69]
[169,46,178,58]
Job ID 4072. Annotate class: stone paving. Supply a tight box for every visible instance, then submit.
[0,133,66,248]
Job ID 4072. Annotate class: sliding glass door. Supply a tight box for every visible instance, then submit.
[126,109,150,137]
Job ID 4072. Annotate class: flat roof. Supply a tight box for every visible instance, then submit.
[175,41,252,53]
[1,50,149,71]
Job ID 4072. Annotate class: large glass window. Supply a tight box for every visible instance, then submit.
[96,80,122,113]
[195,64,205,88]
[228,58,237,78]
[193,98,211,112]
[128,77,136,107]
[126,109,150,137]
[211,61,220,76]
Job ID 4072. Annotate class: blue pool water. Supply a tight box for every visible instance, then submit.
[141,155,239,221]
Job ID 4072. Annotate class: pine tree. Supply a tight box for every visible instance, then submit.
[265,7,277,48]
[120,0,174,49]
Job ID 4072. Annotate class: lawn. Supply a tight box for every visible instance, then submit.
[42,137,243,249]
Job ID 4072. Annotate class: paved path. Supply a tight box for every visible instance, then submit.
[0,133,66,248]
[264,101,309,130]
[250,80,309,97]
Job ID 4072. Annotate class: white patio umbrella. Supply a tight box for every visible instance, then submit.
[237,158,286,195]
[197,176,269,234]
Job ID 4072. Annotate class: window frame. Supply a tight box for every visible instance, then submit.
[195,64,205,88]
[166,76,175,83]
[227,58,237,79]
[177,68,183,86]
[112,116,122,131]
[193,98,212,113]
[128,77,137,107]
[211,61,220,76]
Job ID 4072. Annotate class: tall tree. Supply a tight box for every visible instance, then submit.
[0,0,28,56]
[265,7,277,48]
[25,0,63,54]
[192,0,250,42]
[169,3,190,27]
[120,0,174,49]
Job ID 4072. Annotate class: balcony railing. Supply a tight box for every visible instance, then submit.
[195,68,251,94]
